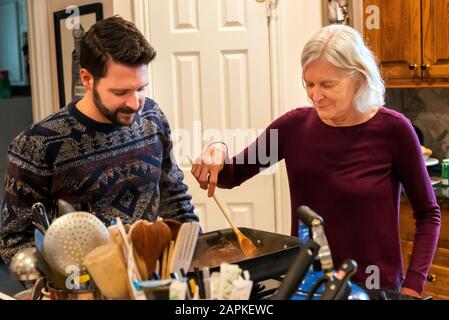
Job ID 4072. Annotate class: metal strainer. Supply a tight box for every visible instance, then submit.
[43,211,109,276]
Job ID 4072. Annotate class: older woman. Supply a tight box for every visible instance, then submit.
[192,25,441,297]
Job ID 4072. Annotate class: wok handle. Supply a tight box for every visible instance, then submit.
[271,239,320,300]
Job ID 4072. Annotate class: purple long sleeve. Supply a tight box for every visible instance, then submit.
[218,107,440,293]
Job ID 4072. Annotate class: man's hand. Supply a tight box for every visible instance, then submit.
[400,287,421,298]
[191,143,227,197]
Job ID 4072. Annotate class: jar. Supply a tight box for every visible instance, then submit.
[0,70,12,99]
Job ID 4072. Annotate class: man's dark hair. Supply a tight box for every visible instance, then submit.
[80,15,156,79]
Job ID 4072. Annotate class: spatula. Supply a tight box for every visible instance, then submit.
[168,222,200,275]
[187,155,257,257]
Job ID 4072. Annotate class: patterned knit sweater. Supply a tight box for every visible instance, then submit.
[0,97,197,263]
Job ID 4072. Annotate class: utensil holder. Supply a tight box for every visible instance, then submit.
[46,283,102,300]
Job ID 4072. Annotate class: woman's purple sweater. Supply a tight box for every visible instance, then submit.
[217,107,440,293]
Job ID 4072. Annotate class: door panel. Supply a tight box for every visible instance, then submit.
[147,0,276,232]
[363,0,422,81]
[422,0,449,79]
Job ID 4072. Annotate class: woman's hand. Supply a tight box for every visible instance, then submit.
[400,287,421,298]
[191,142,227,197]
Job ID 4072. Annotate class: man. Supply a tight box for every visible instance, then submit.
[0,16,198,263]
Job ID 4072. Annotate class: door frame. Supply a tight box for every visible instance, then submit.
[26,0,55,122]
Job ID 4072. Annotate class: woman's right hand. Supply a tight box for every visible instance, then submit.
[191,142,227,197]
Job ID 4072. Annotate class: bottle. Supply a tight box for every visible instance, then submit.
[441,159,449,186]
[0,70,12,99]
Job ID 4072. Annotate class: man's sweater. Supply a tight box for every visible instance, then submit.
[218,107,441,294]
[0,97,197,263]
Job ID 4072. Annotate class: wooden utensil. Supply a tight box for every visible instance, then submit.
[163,219,182,241]
[168,222,200,275]
[166,240,175,278]
[128,220,172,277]
[133,248,149,281]
[211,194,257,257]
[187,155,257,257]
[114,217,146,300]
[83,242,130,300]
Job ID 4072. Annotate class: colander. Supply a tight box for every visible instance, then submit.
[43,211,109,276]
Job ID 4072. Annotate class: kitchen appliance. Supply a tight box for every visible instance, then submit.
[271,238,320,300]
[287,206,368,300]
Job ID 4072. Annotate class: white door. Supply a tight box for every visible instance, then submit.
[147,0,276,232]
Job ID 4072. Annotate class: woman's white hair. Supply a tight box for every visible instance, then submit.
[301,24,385,113]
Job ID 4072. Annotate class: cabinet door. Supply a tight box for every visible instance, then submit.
[363,0,422,83]
[422,0,449,79]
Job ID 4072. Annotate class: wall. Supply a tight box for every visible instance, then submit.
[0,97,33,197]
[386,88,449,161]
[278,1,322,113]
[27,0,135,121]
[46,0,113,110]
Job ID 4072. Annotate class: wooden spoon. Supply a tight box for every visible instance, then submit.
[211,193,257,257]
[187,155,257,257]
[128,220,172,276]
[163,219,182,241]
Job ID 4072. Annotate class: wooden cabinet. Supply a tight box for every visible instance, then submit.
[400,197,449,299]
[363,0,449,87]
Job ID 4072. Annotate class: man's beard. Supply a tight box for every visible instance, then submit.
[92,86,141,126]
